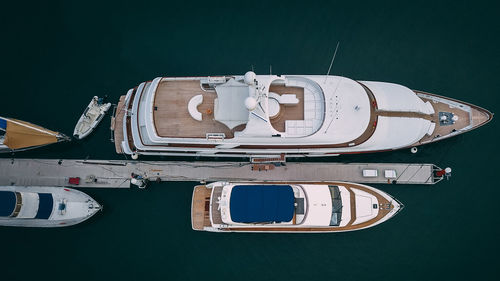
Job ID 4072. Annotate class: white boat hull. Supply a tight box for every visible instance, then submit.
[74,96,111,139]
[0,186,101,227]
[192,181,403,233]
[112,74,493,159]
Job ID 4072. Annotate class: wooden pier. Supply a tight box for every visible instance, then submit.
[0,159,445,188]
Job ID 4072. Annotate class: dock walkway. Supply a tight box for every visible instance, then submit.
[0,159,443,188]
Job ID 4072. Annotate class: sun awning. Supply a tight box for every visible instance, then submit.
[214,79,250,129]
[3,118,59,150]
[230,185,295,223]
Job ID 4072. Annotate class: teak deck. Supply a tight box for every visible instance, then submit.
[152,80,307,138]
[154,80,238,138]
[268,85,305,132]
[416,93,490,144]
[191,184,212,230]
[113,95,126,154]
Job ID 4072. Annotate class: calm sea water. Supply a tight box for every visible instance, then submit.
[1,1,499,280]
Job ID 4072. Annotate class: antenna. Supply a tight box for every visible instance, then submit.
[324,42,340,83]
[269,65,272,75]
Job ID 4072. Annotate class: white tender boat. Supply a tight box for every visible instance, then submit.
[112,72,493,158]
[0,116,70,153]
[74,96,111,139]
[192,181,402,233]
[0,186,101,227]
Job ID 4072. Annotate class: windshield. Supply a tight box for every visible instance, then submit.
[329,185,342,226]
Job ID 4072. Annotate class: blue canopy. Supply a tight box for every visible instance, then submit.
[0,191,16,217]
[230,185,295,223]
[0,118,6,130]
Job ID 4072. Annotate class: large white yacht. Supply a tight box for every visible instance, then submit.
[112,72,492,158]
[0,186,101,227]
[191,181,402,233]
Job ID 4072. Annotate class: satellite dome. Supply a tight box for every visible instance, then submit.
[245,97,257,111]
[244,71,256,85]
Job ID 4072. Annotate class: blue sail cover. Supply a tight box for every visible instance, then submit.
[0,191,16,217]
[230,185,295,223]
[0,118,6,130]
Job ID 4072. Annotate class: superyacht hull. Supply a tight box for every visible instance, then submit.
[112,73,493,159]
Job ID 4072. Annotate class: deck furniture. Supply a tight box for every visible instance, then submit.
[188,94,203,121]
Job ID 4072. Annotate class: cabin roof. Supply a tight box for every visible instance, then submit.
[229,185,295,223]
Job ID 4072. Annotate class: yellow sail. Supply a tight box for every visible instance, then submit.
[3,119,59,150]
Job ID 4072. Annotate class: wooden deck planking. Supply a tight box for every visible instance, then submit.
[153,80,242,138]
[191,185,212,230]
[152,81,312,137]
[471,107,491,127]
[113,95,126,153]
[268,85,305,132]
[418,96,471,144]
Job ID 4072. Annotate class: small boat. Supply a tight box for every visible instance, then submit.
[191,181,403,233]
[0,186,101,227]
[73,96,111,139]
[113,72,492,158]
[0,116,70,153]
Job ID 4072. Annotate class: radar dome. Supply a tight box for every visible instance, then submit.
[245,97,257,111]
[244,71,256,85]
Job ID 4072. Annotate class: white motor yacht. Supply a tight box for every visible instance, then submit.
[0,186,101,227]
[112,72,492,158]
[192,181,402,233]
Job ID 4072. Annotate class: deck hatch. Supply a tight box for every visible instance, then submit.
[230,185,294,223]
[35,193,53,219]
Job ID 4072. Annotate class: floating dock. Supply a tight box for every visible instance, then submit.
[0,159,445,188]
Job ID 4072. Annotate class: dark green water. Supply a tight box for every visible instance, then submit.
[1,1,499,280]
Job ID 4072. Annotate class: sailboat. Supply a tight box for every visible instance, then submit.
[0,116,70,153]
